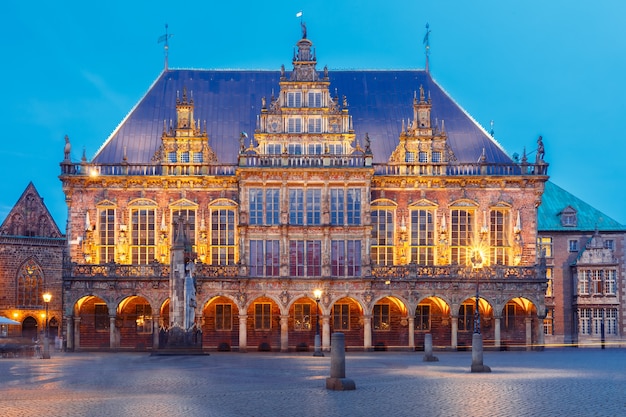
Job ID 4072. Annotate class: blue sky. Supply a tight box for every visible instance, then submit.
[2,0,625,226]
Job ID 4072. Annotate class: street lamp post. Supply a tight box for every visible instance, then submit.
[42,292,52,359]
[313,289,324,357]
[469,251,490,372]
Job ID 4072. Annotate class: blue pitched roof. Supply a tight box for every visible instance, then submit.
[92,69,512,166]
[538,181,626,232]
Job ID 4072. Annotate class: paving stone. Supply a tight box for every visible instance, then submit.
[0,349,624,416]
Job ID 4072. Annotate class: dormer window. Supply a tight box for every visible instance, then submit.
[287,92,302,107]
[418,152,428,163]
[560,207,577,227]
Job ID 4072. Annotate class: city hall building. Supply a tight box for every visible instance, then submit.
[51,32,552,352]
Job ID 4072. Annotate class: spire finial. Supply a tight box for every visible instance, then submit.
[158,24,174,71]
[423,23,431,73]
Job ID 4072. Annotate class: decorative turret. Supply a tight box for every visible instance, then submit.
[154,87,217,174]
[389,85,455,172]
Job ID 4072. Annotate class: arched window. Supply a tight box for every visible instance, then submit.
[17,259,43,308]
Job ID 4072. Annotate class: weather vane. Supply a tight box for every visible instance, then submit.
[423,23,431,73]
[296,11,306,39]
[158,24,174,71]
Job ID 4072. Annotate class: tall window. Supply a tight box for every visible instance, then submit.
[490,209,510,265]
[131,207,156,264]
[215,304,232,330]
[306,189,321,225]
[415,304,431,330]
[98,208,115,263]
[591,270,603,295]
[333,304,350,330]
[371,208,394,265]
[265,189,280,225]
[254,303,272,330]
[289,189,304,225]
[250,189,279,225]
[331,240,361,277]
[578,271,590,295]
[578,308,591,335]
[249,189,263,225]
[294,303,311,330]
[373,304,390,330]
[211,208,236,265]
[410,209,435,265]
[249,240,280,277]
[17,259,43,308]
[331,188,361,225]
[451,209,474,265]
[537,236,553,258]
[545,267,554,297]
[289,240,321,276]
[458,303,474,331]
[605,270,617,295]
[543,309,554,335]
[172,208,196,244]
[135,304,153,334]
[606,309,618,335]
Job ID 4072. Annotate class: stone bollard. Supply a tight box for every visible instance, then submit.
[470,333,491,373]
[326,333,356,390]
[423,333,439,362]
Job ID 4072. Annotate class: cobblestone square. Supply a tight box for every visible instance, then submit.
[1,348,624,417]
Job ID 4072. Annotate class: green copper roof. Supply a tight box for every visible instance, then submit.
[538,181,625,232]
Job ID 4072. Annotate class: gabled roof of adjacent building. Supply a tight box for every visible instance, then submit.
[538,181,626,232]
[91,68,513,166]
[0,182,64,238]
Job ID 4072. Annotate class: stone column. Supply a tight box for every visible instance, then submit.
[280,315,289,352]
[408,316,415,350]
[536,313,546,350]
[322,315,331,351]
[109,316,117,350]
[525,316,532,351]
[494,316,501,349]
[73,317,81,351]
[66,317,74,351]
[363,314,372,351]
[152,315,160,349]
[238,314,248,352]
[451,315,458,350]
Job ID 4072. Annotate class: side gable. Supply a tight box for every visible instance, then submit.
[0,182,63,238]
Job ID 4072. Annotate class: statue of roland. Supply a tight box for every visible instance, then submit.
[184,260,197,330]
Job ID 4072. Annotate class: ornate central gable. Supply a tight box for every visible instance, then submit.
[249,31,367,161]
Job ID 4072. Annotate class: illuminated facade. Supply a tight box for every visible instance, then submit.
[0,183,64,342]
[58,34,550,352]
